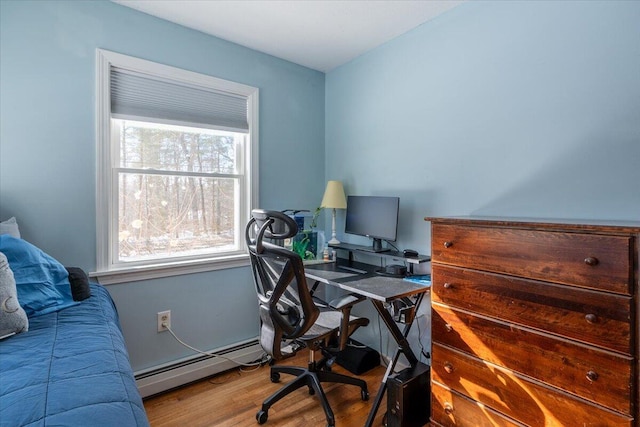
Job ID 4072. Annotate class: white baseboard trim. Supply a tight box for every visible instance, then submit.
[135,337,263,398]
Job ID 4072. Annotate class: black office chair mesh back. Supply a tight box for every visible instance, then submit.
[246,210,319,359]
[245,209,369,427]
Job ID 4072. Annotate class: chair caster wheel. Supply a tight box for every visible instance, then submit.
[256,410,268,424]
[361,389,369,401]
[324,358,334,371]
[270,372,280,383]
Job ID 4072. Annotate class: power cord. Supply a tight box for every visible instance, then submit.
[414,312,431,363]
[162,322,270,370]
[385,240,399,252]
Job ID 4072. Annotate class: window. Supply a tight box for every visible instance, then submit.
[95,50,258,283]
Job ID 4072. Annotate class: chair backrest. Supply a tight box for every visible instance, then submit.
[245,209,320,360]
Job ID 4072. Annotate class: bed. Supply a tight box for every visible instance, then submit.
[0,233,149,426]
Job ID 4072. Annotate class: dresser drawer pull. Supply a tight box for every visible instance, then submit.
[584,257,599,266]
[443,241,453,248]
[586,371,599,382]
[585,313,598,324]
[445,323,453,333]
[444,362,454,374]
[444,403,454,415]
[443,282,453,289]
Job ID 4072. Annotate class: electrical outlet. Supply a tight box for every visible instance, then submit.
[157,310,171,332]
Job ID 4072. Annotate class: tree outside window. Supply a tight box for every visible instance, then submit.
[115,120,244,263]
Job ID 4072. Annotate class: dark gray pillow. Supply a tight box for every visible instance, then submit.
[66,267,91,301]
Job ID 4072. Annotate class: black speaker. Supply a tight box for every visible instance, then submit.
[386,362,430,427]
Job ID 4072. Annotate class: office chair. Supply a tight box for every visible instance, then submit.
[246,209,370,427]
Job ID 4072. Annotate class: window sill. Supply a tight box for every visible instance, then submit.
[90,254,250,285]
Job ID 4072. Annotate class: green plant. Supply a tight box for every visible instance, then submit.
[309,206,323,230]
[291,231,316,260]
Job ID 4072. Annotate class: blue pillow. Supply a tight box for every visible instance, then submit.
[0,235,77,317]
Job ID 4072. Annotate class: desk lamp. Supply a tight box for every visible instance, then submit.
[320,180,347,245]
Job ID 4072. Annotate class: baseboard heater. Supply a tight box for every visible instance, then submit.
[135,337,263,398]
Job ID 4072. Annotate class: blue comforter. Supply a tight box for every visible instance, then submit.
[0,284,149,426]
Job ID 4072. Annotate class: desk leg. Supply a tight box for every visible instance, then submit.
[364,294,424,427]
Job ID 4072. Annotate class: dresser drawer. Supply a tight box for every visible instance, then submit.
[432,343,634,427]
[432,264,632,354]
[431,381,523,427]
[433,304,634,414]
[431,224,632,294]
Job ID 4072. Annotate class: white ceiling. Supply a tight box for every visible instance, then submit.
[112,0,465,72]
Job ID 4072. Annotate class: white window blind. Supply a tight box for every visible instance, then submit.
[110,67,249,132]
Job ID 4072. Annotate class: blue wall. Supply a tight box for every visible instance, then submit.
[325,0,639,356]
[0,0,325,370]
[326,0,640,257]
[2,0,639,373]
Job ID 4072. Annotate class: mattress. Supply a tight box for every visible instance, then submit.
[0,284,149,426]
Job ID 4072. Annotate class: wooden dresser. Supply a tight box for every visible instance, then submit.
[425,216,639,427]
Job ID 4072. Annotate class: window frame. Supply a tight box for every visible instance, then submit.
[94,49,259,284]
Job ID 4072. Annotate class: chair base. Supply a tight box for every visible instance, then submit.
[256,363,369,427]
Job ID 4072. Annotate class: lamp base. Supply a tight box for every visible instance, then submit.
[328,208,341,246]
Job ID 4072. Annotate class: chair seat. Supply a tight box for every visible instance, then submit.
[311,310,343,330]
[300,310,368,344]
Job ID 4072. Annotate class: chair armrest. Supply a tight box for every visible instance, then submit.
[327,293,368,351]
[328,293,365,311]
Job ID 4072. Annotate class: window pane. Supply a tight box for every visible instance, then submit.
[118,172,238,262]
[116,119,242,174]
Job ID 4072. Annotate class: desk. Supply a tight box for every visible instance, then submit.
[304,260,431,427]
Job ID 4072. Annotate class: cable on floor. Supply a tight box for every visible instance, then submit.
[164,323,271,369]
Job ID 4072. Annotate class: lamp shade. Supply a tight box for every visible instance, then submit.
[320,181,347,209]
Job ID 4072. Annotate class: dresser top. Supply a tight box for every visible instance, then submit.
[424,216,640,234]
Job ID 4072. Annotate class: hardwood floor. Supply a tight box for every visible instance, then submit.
[143,352,388,427]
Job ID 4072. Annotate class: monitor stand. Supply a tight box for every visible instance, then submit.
[358,238,390,253]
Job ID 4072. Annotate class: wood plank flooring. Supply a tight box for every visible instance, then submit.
[143,352,389,427]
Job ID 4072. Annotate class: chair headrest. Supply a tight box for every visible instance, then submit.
[251,209,298,238]
[247,209,299,254]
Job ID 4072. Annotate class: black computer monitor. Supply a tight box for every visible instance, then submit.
[344,195,399,252]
